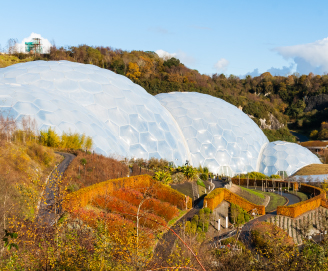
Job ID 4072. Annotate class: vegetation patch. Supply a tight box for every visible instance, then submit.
[253,190,287,212]
[251,222,294,258]
[229,203,251,225]
[292,163,328,176]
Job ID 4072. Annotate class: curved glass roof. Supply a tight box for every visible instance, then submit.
[259,141,322,176]
[156,92,269,175]
[0,61,322,174]
[0,61,190,164]
[0,83,126,156]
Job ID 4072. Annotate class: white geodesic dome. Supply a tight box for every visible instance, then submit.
[156,92,269,175]
[0,83,126,156]
[259,141,322,176]
[0,61,190,164]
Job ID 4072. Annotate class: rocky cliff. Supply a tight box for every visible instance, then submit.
[305,94,328,112]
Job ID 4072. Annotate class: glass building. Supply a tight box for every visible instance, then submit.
[0,61,321,175]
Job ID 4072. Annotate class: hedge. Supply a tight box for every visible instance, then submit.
[277,183,327,218]
[204,188,265,215]
[63,175,192,212]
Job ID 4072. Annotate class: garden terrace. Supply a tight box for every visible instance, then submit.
[277,183,327,218]
[63,175,192,211]
[204,188,266,215]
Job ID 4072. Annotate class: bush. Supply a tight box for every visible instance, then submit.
[204,221,209,232]
[171,172,186,184]
[191,221,197,235]
[185,221,191,235]
[192,215,199,225]
[199,173,208,181]
[204,207,212,214]
[230,203,251,225]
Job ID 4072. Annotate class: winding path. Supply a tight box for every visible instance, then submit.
[37,152,75,226]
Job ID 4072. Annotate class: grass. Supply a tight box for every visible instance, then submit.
[253,190,287,212]
[292,164,328,176]
[198,185,206,197]
[296,192,309,201]
[240,186,265,199]
[168,209,188,227]
[170,182,193,198]
[234,186,265,205]
[0,54,33,68]
[197,179,206,187]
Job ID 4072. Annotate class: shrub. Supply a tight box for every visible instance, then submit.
[204,221,209,232]
[191,221,197,235]
[277,183,326,217]
[192,215,199,225]
[72,208,154,249]
[199,173,208,182]
[92,195,166,230]
[204,207,212,214]
[80,158,87,165]
[171,172,186,184]
[63,175,192,212]
[185,221,191,235]
[204,188,265,215]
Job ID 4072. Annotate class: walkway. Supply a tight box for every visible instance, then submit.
[37,152,76,226]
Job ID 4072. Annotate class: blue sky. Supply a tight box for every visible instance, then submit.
[1,0,328,77]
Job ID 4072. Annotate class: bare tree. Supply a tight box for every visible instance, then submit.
[7,38,18,54]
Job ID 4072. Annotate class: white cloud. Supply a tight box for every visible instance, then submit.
[274,37,328,74]
[214,58,229,72]
[15,33,52,54]
[155,49,195,66]
[155,49,177,60]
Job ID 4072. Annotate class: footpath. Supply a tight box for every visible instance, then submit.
[37,152,76,226]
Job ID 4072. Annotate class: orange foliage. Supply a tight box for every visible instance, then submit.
[115,188,179,221]
[277,183,326,218]
[92,195,166,230]
[63,175,192,212]
[71,208,154,248]
[204,188,265,215]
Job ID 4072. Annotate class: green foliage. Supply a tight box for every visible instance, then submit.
[239,171,268,179]
[270,174,281,179]
[197,179,206,188]
[182,165,198,181]
[40,128,93,151]
[230,203,250,226]
[154,170,172,185]
[262,128,297,142]
[192,215,199,225]
[185,221,191,235]
[80,158,87,166]
[199,173,208,181]
[40,127,60,147]
[3,230,18,251]
[163,57,180,68]
[203,207,212,214]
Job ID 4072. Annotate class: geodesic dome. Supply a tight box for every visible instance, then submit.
[0,83,126,156]
[156,92,269,175]
[259,141,321,176]
[0,61,190,165]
